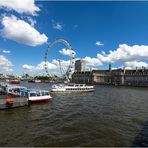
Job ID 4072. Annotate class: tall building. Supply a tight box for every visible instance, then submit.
[75,59,86,72]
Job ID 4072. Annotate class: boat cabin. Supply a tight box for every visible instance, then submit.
[1,85,27,97]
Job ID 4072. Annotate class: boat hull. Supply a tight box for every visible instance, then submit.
[28,96,52,102]
[51,89,94,93]
[30,98,51,102]
[9,80,20,84]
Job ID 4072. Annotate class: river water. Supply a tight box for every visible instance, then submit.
[0,82,148,146]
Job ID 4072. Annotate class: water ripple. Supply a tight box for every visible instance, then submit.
[1,84,148,146]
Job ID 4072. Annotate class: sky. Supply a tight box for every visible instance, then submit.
[1,1,148,76]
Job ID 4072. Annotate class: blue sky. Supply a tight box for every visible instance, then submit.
[1,1,148,76]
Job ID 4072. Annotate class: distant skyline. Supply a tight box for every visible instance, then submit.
[1,1,148,75]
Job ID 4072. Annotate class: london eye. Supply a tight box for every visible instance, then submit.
[44,38,75,82]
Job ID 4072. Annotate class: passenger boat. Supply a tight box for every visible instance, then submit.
[25,89,52,102]
[0,84,27,97]
[9,79,20,84]
[0,82,52,102]
[51,83,94,93]
[28,79,41,83]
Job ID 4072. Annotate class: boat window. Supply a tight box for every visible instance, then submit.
[30,93,36,97]
[41,91,49,96]
[68,84,73,86]
[44,92,49,95]
[41,92,44,96]
[16,88,20,93]
[25,92,28,97]
[37,92,40,96]
[9,89,12,92]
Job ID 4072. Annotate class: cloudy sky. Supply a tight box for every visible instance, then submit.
[0,1,148,75]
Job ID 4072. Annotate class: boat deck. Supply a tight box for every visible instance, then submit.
[0,96,28,110]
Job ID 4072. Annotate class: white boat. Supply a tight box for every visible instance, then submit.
[51,83,94,93]
[25,89,52,103]
[28,79,41,83]
[0,84,27,97]
[0,82,52,103]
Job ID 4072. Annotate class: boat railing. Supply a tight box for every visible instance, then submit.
[27,89,50,97]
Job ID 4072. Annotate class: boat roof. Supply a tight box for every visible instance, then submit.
[6,85,27,89]
[27,89,49,93]
[53,83,86,85]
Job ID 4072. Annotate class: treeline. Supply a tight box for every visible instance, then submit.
[34,75,58,80]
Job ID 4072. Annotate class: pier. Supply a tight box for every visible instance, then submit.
[0,97,28,110]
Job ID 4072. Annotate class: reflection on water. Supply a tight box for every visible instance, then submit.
[132,121,148,147]
[0,82,148,146]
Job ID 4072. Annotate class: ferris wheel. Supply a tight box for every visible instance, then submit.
[44,38,75,82]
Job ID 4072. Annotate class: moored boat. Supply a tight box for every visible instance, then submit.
[0,82,52,103]
[9,79,20,84]
[28,79,41,83]
[0,84,27,97]
[51,83,94,93]
[24,89,52,103]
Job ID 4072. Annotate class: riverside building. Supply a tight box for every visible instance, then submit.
[72,65,148,87]
[75,59,86,72]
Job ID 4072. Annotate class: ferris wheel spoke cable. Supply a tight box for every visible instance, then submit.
[44,38,75,82]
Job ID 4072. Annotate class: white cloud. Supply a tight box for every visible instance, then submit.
[22,64,34,70]
[22,59,72,76]
[0,15,48,46]
[96,44,148,63]
[26,16,36,26]
[97,53,110,63]
[22,58,75,77]
[125,61,148,69]
[52,59,70,67]
[22,61,57,72]
[52,22,63,31]
[108,44,148,62]
[1,67,13,72]
[102,51,106,55]
[2,49,10,54]
[95,44,148,69]
[0,55,12,66]
[83,56,102,67]
[96,41,104,46]
[0,48,11,54]
[76,56,103,71]
[59,48,76,56]
[0,0,40,15]
[0,55,13,73]
[40,61,57,70]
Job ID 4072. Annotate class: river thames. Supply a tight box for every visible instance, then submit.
[0,82,148,146]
